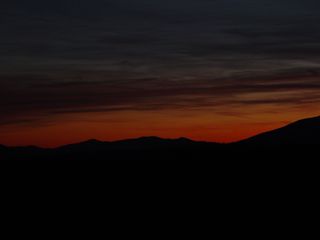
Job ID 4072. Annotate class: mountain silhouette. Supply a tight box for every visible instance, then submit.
[0,137,220,160]
[0,144,7,153]
[239,116,320,145]
[57,137,213,151]
[1,116,320,160]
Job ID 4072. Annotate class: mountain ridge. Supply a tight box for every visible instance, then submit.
[1,115,320,160]
[239,115,320,145]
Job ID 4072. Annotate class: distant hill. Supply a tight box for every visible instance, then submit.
[0,137,220,160]
[1,116,320,160]
[239,116,320,145]
[0,144,7,152]
[57,137,216,152]
[52,137,220,160]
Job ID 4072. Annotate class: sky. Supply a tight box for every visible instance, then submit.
[1,0,320,147]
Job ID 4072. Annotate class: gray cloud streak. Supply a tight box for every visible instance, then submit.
[1,71,320,125]
[1,0,320,126]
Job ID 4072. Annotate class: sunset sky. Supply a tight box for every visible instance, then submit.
[1,0,320,147]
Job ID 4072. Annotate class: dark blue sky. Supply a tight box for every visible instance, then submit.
[1,0,320,145]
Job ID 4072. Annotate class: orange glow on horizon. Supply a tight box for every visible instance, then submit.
[0,107,317,147]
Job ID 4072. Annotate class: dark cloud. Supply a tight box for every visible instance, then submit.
[1,70,320,125]
[1,1,320,126]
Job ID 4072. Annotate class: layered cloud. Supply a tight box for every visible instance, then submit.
[1,0,320,127]
[1,69,320,126]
